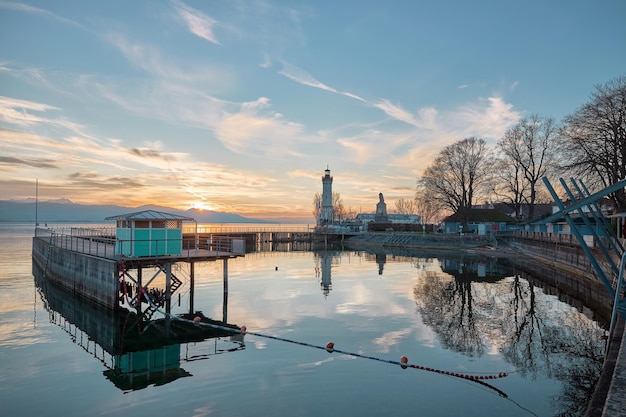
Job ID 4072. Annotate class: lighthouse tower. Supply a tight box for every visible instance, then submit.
[321,167,334,224]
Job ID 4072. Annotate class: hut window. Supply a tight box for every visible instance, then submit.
[167,220,181,229]
[135,220,149,228]
[152,220,166,229]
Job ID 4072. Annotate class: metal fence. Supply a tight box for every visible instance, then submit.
[514,230,598,247]
[34,227,245,259]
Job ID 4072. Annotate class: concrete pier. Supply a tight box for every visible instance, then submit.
[32,225,245,312]
[32,234,119,308]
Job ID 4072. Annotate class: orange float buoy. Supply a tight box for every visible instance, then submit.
[400,356,408,369]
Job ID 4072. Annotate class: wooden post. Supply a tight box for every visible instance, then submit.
[223,258,228,323]
[136,266,142,316]
[189,262,195,315]
[165,263,171,315]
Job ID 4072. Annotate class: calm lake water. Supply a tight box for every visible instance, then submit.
[0,223,607,417]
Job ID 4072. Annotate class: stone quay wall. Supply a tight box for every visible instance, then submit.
[32,236,119,309]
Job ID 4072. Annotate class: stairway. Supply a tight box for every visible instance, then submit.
[143,272,183,320]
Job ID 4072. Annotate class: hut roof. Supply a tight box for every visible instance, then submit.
[105,209,196,222]
[442,208,515,223]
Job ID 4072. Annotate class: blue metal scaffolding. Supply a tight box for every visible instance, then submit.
[541,177,626,334]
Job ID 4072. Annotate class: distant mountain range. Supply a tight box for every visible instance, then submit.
[0,199,271,224]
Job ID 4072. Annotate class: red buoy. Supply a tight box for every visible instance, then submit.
[400,356,408,369]
[193,316,201,324]
[326,342,335,353]
[240,325,247,334]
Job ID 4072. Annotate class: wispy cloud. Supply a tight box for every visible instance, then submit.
[172,0,220,44]
[0,1,83,28]
[0,96,60,126]
[0,96,96,140]
[279,61,366,102]
[374,99,421,127]
[259,52,272,69]
[0,156,60,169]
[215,97,307,158]
[453,96,520,140]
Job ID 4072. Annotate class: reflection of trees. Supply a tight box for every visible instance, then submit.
[440,280,484,356]
[500,276,550,378]
[416,273,485,356]
[546,314,605,417]
[414,272,605,417]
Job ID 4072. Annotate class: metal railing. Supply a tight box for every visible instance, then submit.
[36,227,117,258]
[186,225,314,234]
[514,230,597,247]
[35,227,245,259]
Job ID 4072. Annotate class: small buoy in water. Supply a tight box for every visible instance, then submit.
[193,316,201,325]
[240,325,247,334]
[400,356,408,369]
[326,342,334,353]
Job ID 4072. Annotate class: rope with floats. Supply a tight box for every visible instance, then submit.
[137,292,510,397]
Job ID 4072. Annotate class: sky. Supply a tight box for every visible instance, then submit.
[1,0,625,222]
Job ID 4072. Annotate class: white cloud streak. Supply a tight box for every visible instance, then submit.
[279,61,366,102]
[0,1,83,28]
[172,0,220,44]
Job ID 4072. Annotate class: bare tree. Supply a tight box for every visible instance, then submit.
[312,192,322,220]
[559,75,626,211]
[418,137,493,226]
[415,182,445,224]
[498,114,558,219]
[492,156,528,220]
[313,191,346,223]
[332,192,345,222]
[394,197,416,214]
[344,206,358,221]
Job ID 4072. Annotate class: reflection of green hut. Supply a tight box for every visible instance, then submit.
[104,344,191,391]
[105,210,196,257]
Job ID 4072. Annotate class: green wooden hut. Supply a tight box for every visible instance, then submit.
[106,210,196,257]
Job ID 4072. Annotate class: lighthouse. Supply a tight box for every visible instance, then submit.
[321,167,334,224]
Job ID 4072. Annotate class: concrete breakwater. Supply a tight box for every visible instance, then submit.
[32,235,119,309]
[344,231,497,250]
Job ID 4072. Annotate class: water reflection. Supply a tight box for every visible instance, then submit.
[33,263,245,392]
[412,260,605,417]
[308,247,606,415]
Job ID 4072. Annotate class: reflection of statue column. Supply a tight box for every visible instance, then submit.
[320,253,332,296]
[375,193,388,222]
[376,253,386,275]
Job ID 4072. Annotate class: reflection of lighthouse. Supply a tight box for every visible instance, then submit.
[319,253,332,297]
[321,167,333,224]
